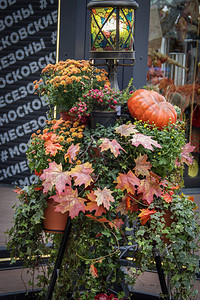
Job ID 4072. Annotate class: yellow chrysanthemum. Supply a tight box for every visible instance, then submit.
[71,132,78,137]
[77,133,83,139]
[66,137,74,143]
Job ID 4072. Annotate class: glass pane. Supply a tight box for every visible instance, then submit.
[91,7,115,51]
[148,0,200,187]
[119,8,134,51]
[91,8,134,51]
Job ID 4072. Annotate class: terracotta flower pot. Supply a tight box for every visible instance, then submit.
[161,210,176,243]
[43,199,69,233]
[60,111,77,121]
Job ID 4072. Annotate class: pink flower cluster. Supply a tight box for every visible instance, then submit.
[95,293,119,300]
[69,101,89,121]
[83,87,121,111]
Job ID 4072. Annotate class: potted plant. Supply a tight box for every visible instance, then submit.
[69,86,126,128]
[33,59,110,118]
[6,85,199,299]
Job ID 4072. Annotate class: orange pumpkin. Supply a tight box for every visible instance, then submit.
[127,89,177,129]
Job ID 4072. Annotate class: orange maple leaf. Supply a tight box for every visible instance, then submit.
[138,208,157,225]
[94,187,115,210]
[89,264,98,278]
[99,138,126,157]
[113,217,124,229]
[115,124,138,137]
[137,175,162,204]
[52,186,86,218]
[162,193,172,203]
[64,143,80,164]
[115,170,140,194]
[86,215,118,230]
[68,162,94,188]
[52,118,64,130]
[40,162,71,194]
[85,190,106,216]
[13,187,23,195]
[134,154,152,177]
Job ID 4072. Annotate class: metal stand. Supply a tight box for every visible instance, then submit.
[45,217,71,300]
[153,245,170,300]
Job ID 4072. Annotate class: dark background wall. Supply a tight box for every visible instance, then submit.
[0,0,150,186]
[0,0,58,186]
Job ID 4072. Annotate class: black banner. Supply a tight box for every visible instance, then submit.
[0,0,58,186]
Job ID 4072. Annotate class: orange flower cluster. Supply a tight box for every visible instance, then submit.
[33,59,110,113]
[30,118,85,164]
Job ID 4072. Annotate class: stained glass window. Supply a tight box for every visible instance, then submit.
[91,7,134,52]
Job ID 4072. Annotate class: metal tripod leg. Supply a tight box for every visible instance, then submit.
[45,217,71,300]
[153,246,170,300]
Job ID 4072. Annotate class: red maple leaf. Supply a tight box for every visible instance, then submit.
[99,138,126,157]
[125,194,139,213]
[138,208,157,225]
[68,162,94,187]
[85,190,106,216]
[130,133,162,150]
[115,170,140,194]
[52,186,86,218]
[134,154,152,177]
[64,143,80,164]
[115,124,138,137]
[40,162,71,194]
[137,175,162,204]
[94,187,115,210]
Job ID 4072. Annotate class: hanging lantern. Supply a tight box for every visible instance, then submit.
[87,0,139,61]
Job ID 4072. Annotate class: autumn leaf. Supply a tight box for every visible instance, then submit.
[125,194,139,213]
[130,133,162,150]
[45,140,63,156]
[99,138,126,157]
[162,192,172,203]
[13,187,23,195]
[85,190,106,216]
[86,215,118,230]
[52,186,86,218]
[89,264,98,278]
[116,196,128,215]
[180,142,195,166]
[137,175,162,204]
[134,154,152,177]
[68,162,94,187]
[40,162,71,194]
[52,118,64,130]
[115,124,138,137]
[138,208,157,225]
[113,217,124,229]
[94,187,115,210]
[64,143,80,164]
[43,132,63,156]
[115,170,140,194]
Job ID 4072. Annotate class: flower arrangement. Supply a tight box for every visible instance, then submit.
[7,110,199,299]
[33,59,110,113]
[69,87,125,123]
